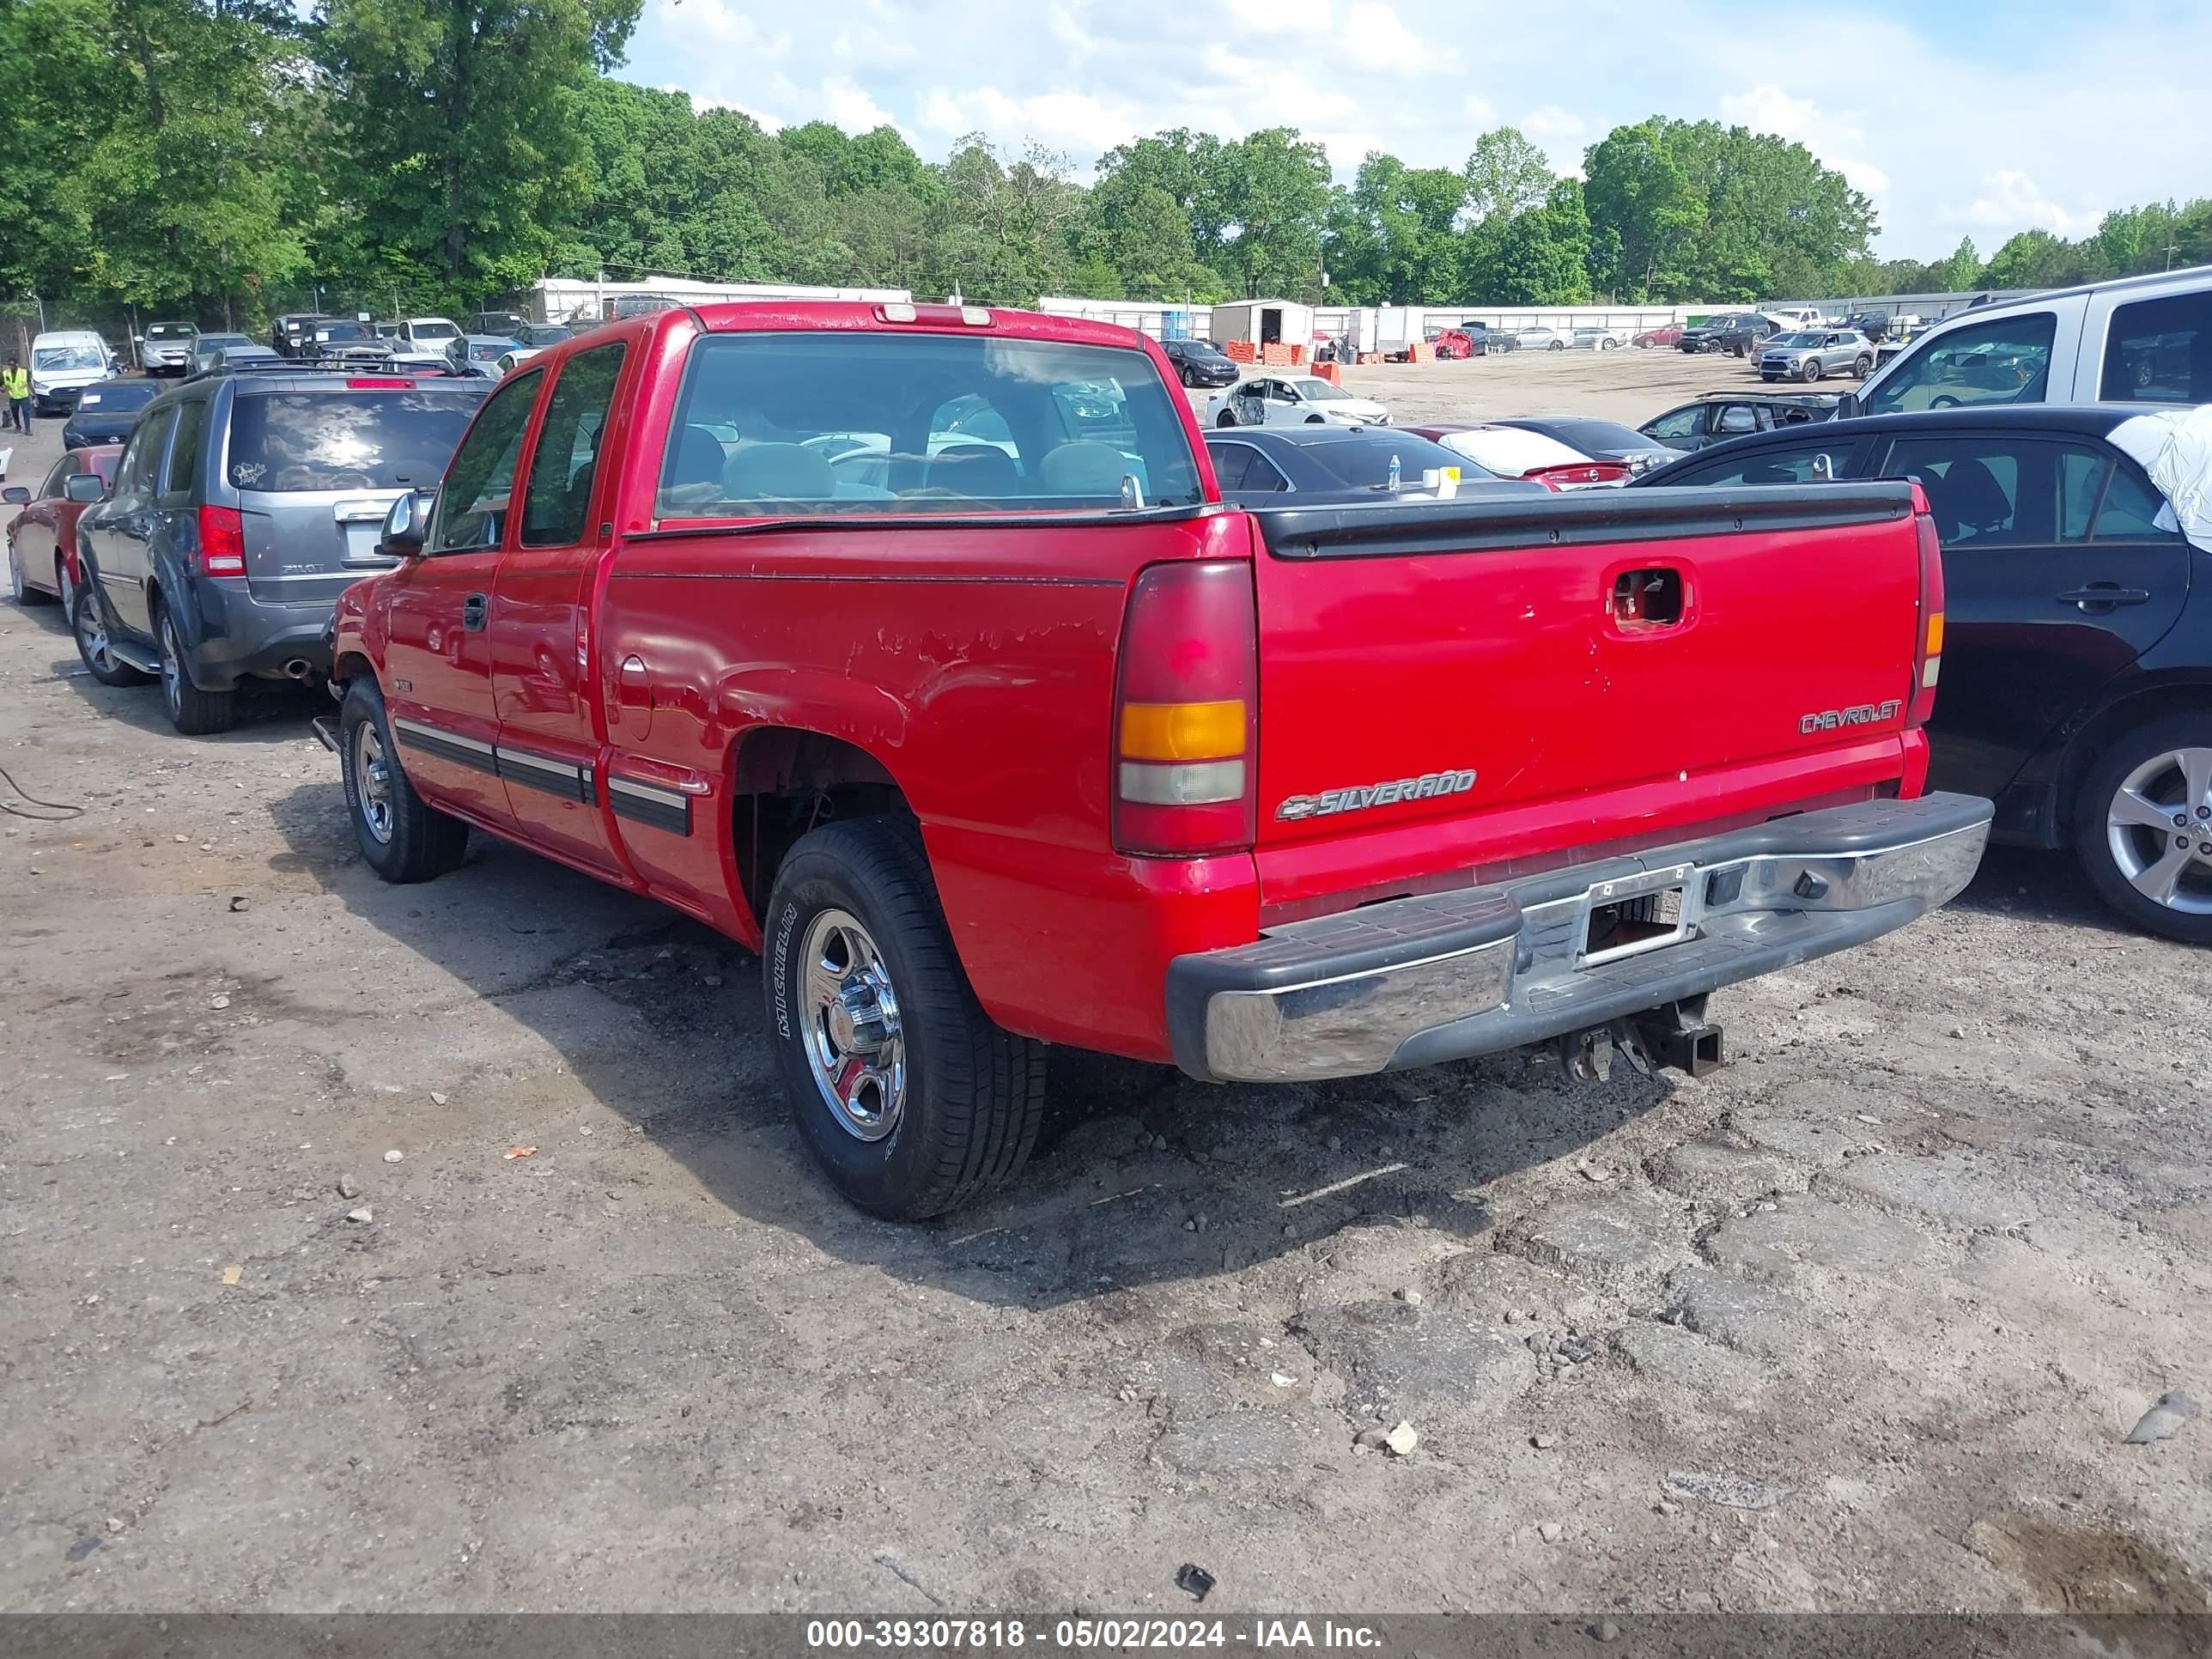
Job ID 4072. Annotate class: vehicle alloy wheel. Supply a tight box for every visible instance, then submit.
[351,717,396,845]
[2075,716,2212,944]
[798,908,907,1142]
[5,538,24,605]
[155,605,237,734]
[1853,355,1874,376]
[71,584,150,686]
[766,815,1046,1218]
[1802,359,1823,381]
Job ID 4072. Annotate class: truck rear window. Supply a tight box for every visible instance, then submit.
[656,331,1204,518]
[226,392,483,492]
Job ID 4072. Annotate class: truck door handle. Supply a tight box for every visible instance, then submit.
[2057,584,2149,611]
[462,592,488,631]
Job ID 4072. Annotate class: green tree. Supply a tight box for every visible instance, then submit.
[1212,128,1331,298]
[0,0,109,297]
[314,0,642,296]
[1471,179,1593,304]
[1324,153,1466,302]
[1462,126,1553,224]
[1982,228,2086,290]
[1935,236,1984,291]
[1581,118,1699,299]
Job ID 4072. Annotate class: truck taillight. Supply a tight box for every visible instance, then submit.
[198,505,246,577]
[1909,509,1944,728]
[1112,560,1256,857]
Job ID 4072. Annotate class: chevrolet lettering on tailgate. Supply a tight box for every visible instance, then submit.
[1800,699,1904,735]
[1276,769,1479,822]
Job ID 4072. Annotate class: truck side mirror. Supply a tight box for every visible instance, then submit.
[380,489,434,558]
[64,473,107,503]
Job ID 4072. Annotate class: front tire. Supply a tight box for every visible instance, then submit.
[1853,354,1874,376]
[72,583,151,685]
[764,815,1046,1219]
[340,678,470,883]
[1802,359,1823,381]
[155,602,236,734]
[2074,714,2212,945]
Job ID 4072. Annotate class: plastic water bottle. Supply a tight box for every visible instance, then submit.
[1386,453,1401,491]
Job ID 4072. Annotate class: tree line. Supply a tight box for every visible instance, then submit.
[3,0,2207,325]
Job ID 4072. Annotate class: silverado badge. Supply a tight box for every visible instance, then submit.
[1276,769,1477,822]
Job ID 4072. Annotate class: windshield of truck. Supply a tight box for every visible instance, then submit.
[656,331,1205,518]
[226,391,483,491]
[1861,311,2057,416]
[34,343,104,372]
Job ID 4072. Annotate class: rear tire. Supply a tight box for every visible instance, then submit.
[2073,713,2212,945]
[155,602,236,735]
[340,677,470,883]
[764,815,1047,1219]
[9,538,55,605]
[1215,411,1237,428]
[71,583,151,685]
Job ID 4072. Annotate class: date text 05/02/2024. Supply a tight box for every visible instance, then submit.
[804,1618,1386,1650]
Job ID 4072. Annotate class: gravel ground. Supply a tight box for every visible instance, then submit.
[2,372,2209,1620]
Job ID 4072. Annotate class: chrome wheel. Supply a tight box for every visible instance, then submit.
[352,718,394,845]
[75,589,116,671]
[799,908,906,1142]
[2106,747,2212,915]
[6,539,22,603]
[158,612,183,717]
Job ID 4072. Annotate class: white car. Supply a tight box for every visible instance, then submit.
[1510,326,1563,351]
[1204,375,1389,429]
[27,330,118,414]
[1415,424,1631,489]
[1565,327,1626,351]
[401,316,462,349]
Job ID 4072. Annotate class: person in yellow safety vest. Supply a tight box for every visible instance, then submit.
[1,358,29,435]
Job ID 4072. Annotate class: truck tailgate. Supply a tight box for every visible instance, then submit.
[1248,482,1926,905]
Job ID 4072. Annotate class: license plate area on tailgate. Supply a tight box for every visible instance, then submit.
[1577,862,1698,969]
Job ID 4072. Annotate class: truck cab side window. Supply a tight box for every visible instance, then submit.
[429,368,541,555]
[520,343,625,547]
[1863,312,2057,416]
[2102,291,2212,404]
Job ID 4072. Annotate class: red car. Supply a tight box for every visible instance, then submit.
[318,301,1984,1218]
[4,445,121,609]
[1633,325,1686,348]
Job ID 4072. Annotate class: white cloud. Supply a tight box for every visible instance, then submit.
[1520,106,1585,143]
[1342,2,1437,70]
[1719,84,1814,138]
[823,76,894,132]
[1951,170,2100,238]
[1228,0,1330,28]
[1462,93,1495,125]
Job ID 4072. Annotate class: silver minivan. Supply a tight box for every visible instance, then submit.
[70,367,488,733]
[1847,263,2212,417]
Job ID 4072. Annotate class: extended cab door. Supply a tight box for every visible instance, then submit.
[1876,430,2191,800]
[87,403,175,638]
[380,366,544,829]
[491,339,631,875]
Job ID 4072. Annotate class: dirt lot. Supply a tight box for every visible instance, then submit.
[3,398,2210,1622]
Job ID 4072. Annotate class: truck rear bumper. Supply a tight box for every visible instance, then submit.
[1164,792,1991,1084]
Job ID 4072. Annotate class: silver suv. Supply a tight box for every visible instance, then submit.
[1759,329,1875,384]
[70,366,488,733]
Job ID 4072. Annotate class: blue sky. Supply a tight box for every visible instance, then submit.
[620,0,2212,258]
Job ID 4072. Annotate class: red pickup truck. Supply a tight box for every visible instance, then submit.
[319,301,1990,1218]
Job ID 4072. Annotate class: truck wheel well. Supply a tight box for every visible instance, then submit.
[730,729,909,921]
[2057,682,2212,832]
[332,650,374,688]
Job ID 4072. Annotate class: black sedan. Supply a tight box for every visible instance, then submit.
[1160,337,1241,388]
[1205,424,1541,507]
[1494,416,1676,477]
[59,377,160,449]
[1639,392,1840,453]
[1638,403,2212,942]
